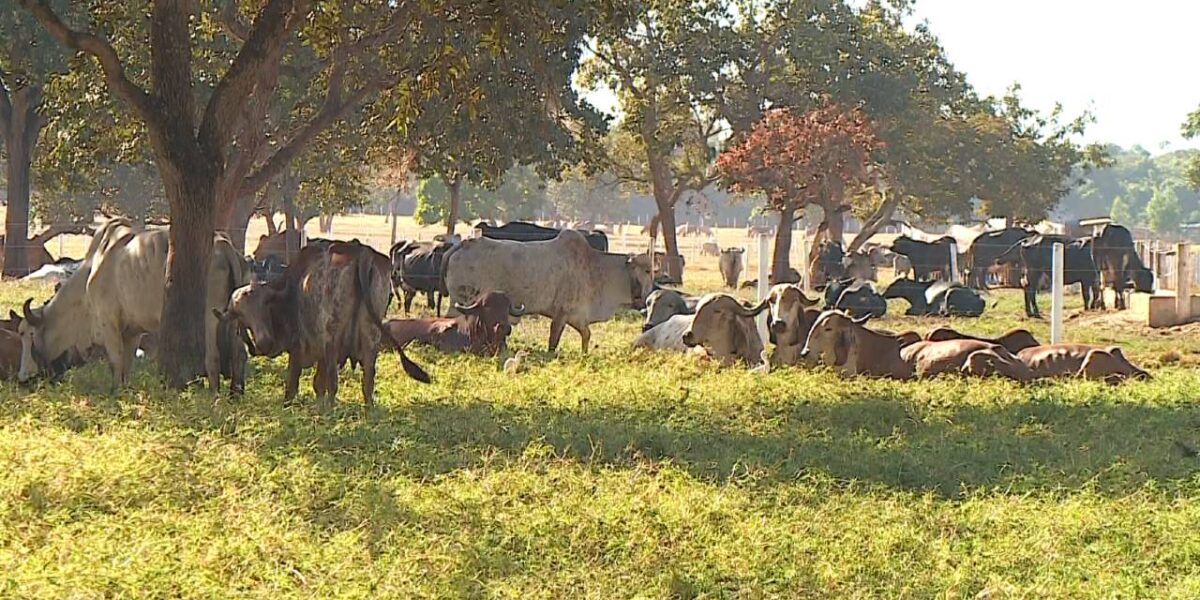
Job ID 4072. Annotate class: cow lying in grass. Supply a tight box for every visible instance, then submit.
[634,293,769,367]
[382,291,525,356]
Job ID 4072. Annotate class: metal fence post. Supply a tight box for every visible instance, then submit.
[757,233,770,345]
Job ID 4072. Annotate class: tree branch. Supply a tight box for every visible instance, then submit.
[200,0,306,157]
[30,223,94,247]
[218,0,252,41]
[17,0,157,127]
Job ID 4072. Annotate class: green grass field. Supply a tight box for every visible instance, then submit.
[2,255,1200,598]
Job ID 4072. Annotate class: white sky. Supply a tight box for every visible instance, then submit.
[582,1,1200,151]
[911,0,1200,151]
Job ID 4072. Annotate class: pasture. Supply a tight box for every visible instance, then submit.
[3,225,1200,598]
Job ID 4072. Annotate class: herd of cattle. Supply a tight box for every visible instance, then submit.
[0,219,1155,409]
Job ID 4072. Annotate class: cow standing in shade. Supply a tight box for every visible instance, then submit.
[890,235,956,281]
[1092,224,1155,310]
[994,234,1101,317]
[19,219,248,392]
[718,248,744,288]
[225,240,429,408]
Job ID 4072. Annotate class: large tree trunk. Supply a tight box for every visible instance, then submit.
[282,189,300,262]
[3,86,42,278]
[771,206,795,283]
[445,175,462,236]
[159,170,218,388]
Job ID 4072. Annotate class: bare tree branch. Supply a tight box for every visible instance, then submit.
[218,0,252,41]
[16,0,158,128]
[30,222,94,246]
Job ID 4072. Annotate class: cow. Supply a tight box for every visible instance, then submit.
[1092,224,1155,310]
[700,242,720,257]
[454,291,526,355]
[823,278,887,319]
[0,329,22,380]
[964,227,1033,289]
[1016,343,1150,384]
[252,229,303,264]
[923,326,1040,355]
[642,287,699,332]
[632,313,694,352]
[718,248,744,288]
[814,241,847,286]
[900,339,1032,380]
[444,230,654,352]
[475,221,609,252]
[18,219,248,391]
[799,310,913,379]
[882,278,985,317]
[842,250,877,281]
[381,318,471,354]
[225,239,430,408]
[249,254,285,284]
[394,240,456,315]
[890,235,956,281]
[994,234,1101,318]
[764,284,819,365]
[681,294,770,366]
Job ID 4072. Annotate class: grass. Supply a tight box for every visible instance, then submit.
[2,254,1200,598]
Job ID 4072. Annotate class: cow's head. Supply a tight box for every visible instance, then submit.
[642,289,691,332]
[682,294,769,364]
[18,298,51,383]
[766,284,817,346]
[224,283,288,357]
[626,254,655,307]
[456,291,524,355]
[1130,266,1155,293]
[799,310,869,369]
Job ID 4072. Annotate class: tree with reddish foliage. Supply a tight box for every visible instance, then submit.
[716,104,882,282]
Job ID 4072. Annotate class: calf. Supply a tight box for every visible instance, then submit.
[800,311,913,379]
[681,294,770,366]
[718,248,744,288]
[642,287,699,332]
[891,235,956,281]
[1017,343,1149,384]
[0,329,21,380]
[923,326,1040,355]
[454,291,525,355]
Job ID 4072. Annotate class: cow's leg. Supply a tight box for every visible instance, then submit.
[435,293,444,317]
[285,355,303,404]
[361,350,377,409]
[1114,274,1126,310]
[205,312,221,395]
[403,289,415,315]
[116,332,139,389]
[548,316,567,352]
[1024,282,1038,318]
[575,323,592,354]
[321,346,340,409]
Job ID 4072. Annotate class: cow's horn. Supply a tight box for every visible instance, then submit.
[509,303,526,317]
[22,298,43,327]
[455,300,481,314]
[850,313,872,325]
[733,299,771,317]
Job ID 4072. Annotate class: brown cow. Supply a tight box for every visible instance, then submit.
[381,318,470,354]
[227,240,429,408]
[454,291,525,356]
[901,339,1032,380]
[799,311,913,379]
[1017,343,1149,384]
[924,326,1041,355]
[681,294,770,366]
[0,329,21,380]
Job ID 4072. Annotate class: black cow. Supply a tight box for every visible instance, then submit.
[883,278,985,317]
[1092,224,1154,310]
[965,227,1033,289]
[814,241,847,286]
[475,221,608,252]
[394,240,456,315]
[823,278,887,319]
[891,235,956,281]
[995,234,1101,318]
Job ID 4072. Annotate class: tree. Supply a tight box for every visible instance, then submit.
[1110,195,1135,226]
[0,0,74,276]
[1185,106,1200,190]
[19,0,598,385]
[716,104,882,281]
[579,0,731,281]
[545,166,630,224]
[1145,186,1183,235]
[414,166,548,226]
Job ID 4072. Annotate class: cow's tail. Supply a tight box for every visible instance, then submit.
[356,249,431,384]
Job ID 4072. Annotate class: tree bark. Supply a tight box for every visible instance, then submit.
[771,206,795,283]
[389,187,400,246]
[445,174,462,236]
[227,193,257,254]
[282,189,300,262]
[2,86,42,278]
[158,169,218,387]
[318,213,333,234]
